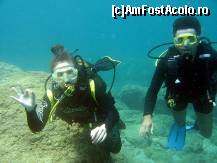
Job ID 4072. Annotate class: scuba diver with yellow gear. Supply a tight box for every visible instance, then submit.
[11,44,122,162]
[139,16,217,150]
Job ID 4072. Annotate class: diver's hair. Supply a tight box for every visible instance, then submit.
[173,16,201,36]
[50,44,76,72]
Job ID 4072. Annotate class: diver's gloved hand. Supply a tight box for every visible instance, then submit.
[90,124,107,144]
[10,85,36,112]
[139,114,153,138]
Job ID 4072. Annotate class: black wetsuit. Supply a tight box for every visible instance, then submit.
[144,43,217,115]
[25,74,121,154]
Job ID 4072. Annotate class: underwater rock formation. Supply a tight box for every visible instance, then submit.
[0,62,112,162]
[118,85,147,110]
[1,61,217,162]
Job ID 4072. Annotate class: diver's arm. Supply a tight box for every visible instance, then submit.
[26,95,51,133]
[94,75,120,131]
[143,60,166,116]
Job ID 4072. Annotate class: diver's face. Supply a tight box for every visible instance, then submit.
[174,28,199,56]
[52,61,78,87]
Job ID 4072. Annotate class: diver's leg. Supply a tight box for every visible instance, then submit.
[103,124,122,154]
[193,99,213,138]
[97,125,121,163]
[167,101,188,149]
[171,101,188,125]
[196,112,213,138]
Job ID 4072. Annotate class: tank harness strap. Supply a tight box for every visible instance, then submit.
[89,79,98,122]
[89,79,98,105]
[46,89,54,105]
[46,89,56,122]
[76,58,89,68]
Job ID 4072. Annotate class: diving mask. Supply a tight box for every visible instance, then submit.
[52,63,78,85]
[174,33,198,47]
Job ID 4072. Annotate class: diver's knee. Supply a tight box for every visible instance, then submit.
[200,130,212,138]
[110,141,122,154]
[172,110,186,126]
[200,132,212,139]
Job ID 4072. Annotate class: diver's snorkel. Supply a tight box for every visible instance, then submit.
[70,49,79,56]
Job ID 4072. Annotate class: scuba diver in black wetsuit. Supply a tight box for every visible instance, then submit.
[139,17,217,150]
[11,44,122,162]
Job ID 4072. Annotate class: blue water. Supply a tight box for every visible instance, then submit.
[0,0,217,87]
[1,1,217,162]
